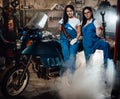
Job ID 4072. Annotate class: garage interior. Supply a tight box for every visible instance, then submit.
[0,0,120,99]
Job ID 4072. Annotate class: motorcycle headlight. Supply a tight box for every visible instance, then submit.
[16,40,22,50]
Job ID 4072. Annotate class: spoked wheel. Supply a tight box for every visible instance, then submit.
[1,66,29,97]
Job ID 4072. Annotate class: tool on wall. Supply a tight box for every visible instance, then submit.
[100,11,106,38]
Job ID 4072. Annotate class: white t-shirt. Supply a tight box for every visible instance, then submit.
[59,17,80,30]
[82,19,102,28]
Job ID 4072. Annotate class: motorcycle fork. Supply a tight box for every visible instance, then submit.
[19,55,32,83]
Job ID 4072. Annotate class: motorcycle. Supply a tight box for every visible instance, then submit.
[0,12,63,97]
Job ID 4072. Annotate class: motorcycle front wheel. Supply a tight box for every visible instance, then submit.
[1,66,29,97]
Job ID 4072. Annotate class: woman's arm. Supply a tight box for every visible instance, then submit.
[58,18,63,33]
[0,30,9,43]
[58,24,62,33]
[76,25,81,39]
[96,26,103,38]
[94,20,103,38]
[70,25,81,45]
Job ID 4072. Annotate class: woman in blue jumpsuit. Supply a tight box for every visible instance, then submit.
[81,6,110,65]
[58,5,81,73]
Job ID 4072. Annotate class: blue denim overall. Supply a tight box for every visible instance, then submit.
[59,23,79,73]
[82,20,110,64]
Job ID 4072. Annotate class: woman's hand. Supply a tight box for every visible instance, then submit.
[96,26,103,37]
[70,38,77,45]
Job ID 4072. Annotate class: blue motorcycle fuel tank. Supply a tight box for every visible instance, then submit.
[22,40,63,67]
[22,40,61,56]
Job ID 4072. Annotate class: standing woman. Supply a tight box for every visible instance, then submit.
[81,6,110,65]
[58,5,81,73]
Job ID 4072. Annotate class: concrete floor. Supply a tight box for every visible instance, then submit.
[0,59,120,99]
[0,72,119,99]
[0,67,113,99]
[0,66,60,99]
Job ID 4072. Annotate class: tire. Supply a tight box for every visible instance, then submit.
[1,66,29,97]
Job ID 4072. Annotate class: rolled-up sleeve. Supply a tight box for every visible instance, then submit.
[94,20,102,28]
[59,18,63,25]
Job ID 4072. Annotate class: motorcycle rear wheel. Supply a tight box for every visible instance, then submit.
[1,66,29,97]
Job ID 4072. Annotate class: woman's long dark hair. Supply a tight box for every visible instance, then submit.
[63,5,75,25]
[82,6,94,27]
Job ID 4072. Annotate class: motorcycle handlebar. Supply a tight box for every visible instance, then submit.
[20,28,43,40]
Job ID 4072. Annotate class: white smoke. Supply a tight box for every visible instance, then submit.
[53,50,116,99]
